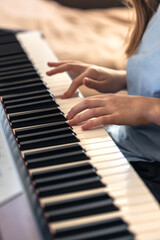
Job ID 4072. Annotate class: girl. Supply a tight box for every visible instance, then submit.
[46,0,160,202]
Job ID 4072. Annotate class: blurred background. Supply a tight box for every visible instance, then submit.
[0,0,133,95]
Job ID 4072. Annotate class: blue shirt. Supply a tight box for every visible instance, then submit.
[106,5,160,162]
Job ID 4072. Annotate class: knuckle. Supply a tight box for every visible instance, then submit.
[90,108,98,116]
[106,93,114,99]
[75,115,80,121]
[64,63,75,72]
[108,113,119,125]
[113,113,121,124]
[106,94,115,104]
[75,114,84,123]
[99,116,107,124]
[87,120,95,128]
[74,78,81,87]
[82,98,91,107]
[88,66,98,76]
[66,63,73,71]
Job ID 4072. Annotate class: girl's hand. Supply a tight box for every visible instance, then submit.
[67,94,160,130]
[46,61,127,98]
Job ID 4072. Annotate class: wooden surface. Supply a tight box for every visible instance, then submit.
[0,0,133,70]
[0,0,133,97]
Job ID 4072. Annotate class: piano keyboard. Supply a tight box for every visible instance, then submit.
[0,29,160,240]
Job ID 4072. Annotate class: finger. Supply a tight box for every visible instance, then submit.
[81,114,116,130]
[80,93,109,100]
[46,63,73,76]
[68,107,110,126]
[67,98,106,119]
[87,94,110,99]
[47,62,64,67]
[47,60,80,67]
[48,60,82,67]
[46,62,88,76]
[61,80,81,98]
[83,77,107,92]
[61,72,88,98]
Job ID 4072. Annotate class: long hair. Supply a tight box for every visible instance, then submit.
[125,0,159,57]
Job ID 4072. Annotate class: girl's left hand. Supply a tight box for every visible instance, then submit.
[67,94,158,130]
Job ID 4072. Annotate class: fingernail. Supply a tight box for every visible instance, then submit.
[68,119,74,125]
[82,124,87,130]
[66,114,71,120]
[61,93,69,99]
[84,77,90,85]
[61,92,66,99]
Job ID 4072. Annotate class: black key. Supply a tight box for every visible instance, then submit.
[19,133,79,150]
[0,66,35,77]
[0,63,34,73]
[15,121,70,137]
[0,32,14,37]
[0,53,28,63]
[38,176,104,197]
[25,144,85,160]
[32,162,93,180]
[45,191,109,211]
[24,144,89,169]
[3,92,54,107]
[4,93,54,107]
[0,77,41,88]
[11,112,66,128]
[0,57,30,67]
[17,127,73,142]
[55,217,134,240]
[5,98,58,113]
[45,192,118,222]
[0,35,17,45]
[3,89,50,102]
[0,42,23,57]
[11,112,65,127]
[0,71,39,82]
[0,82,46,96]
[27,150,88,169]
[34,167,96,188]
[10,107,60,121]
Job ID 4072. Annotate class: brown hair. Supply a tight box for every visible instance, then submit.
[125,0,159,57]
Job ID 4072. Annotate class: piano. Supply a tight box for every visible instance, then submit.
[0,29,160,240]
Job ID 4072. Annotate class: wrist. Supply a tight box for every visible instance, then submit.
[146,98,160,125]
[115,70,127,90]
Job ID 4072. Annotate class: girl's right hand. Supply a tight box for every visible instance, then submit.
[46,60,127,98]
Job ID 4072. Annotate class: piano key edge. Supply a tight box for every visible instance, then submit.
[0,100,52,240]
